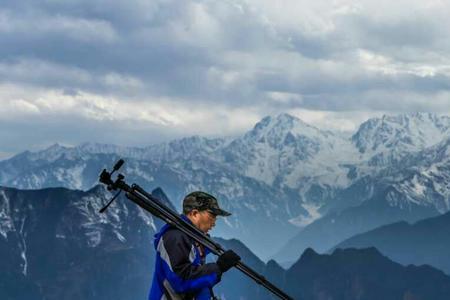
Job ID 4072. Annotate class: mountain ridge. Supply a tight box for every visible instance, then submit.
[1,112,450,260]
[331,210,450,275]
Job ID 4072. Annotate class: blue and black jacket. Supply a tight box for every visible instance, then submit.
[149,215,222,300]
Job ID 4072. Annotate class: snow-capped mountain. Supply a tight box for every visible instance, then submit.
[1,112,450,260]
[385,137,450,213]
[352,113,450,167]
[273,134,450,263]
[220,113,359,201]
[221,114,336,186]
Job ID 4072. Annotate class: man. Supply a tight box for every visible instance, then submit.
[149,191,241,300]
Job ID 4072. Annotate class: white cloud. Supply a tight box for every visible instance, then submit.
[0,85,261,136]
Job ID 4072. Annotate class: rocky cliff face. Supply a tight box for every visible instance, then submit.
[0,185,169,300]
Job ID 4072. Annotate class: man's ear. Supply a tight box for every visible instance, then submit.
[189,209,199,218]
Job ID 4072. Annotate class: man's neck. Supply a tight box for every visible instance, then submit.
[184,214,201,231]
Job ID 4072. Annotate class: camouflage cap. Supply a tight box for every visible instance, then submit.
[183,191,231,217]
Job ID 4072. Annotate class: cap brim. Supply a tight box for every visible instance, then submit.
[210,208,232,217]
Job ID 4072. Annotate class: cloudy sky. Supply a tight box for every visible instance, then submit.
[1,0,450,158]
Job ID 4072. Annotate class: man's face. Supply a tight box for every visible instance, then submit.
[188,210,217,233]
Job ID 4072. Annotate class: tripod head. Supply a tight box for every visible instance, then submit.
[99,159,125,189]
[98,159,128,213]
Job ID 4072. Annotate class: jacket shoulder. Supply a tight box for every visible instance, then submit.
[162,227,192,245]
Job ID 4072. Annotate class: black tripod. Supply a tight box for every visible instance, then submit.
[99,159,293,300]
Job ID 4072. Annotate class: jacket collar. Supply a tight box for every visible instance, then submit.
[153,214,192,249]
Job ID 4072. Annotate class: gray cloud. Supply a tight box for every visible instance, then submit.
[1,0,450,157]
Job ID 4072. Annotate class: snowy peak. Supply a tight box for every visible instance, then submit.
[220,113,351,191]
[352,113,450,156]
[24,143,69,162]
[232,113,335,166]
[245,113,329,148]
